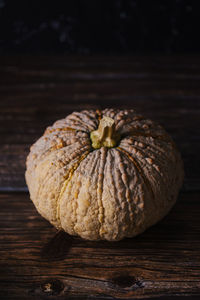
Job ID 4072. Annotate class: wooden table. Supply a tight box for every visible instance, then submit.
[0,55,200,299]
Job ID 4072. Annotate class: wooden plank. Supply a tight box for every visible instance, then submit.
[0,192,200,299]
[0,56,200,299]
[0,96,199,191]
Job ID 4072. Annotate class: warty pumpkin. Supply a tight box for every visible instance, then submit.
[25,108,184,241]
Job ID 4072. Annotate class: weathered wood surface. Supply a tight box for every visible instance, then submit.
[0,55,200,192]
[0,56,200,299]
[0,192,200,299]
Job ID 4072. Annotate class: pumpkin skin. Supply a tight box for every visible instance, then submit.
[25,108,184,241]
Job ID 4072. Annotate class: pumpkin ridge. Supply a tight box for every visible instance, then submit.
[120,136,176,185]
[116,116,145,131]
[119,144,169,204]
[134,144,169,171]
[126,130,172,144]
[73,150,99,237]
[50,138,89,152]
[108,150,120,226]
[78,110,100,128]
[91,151,102,238]
[119,127,177,162]
[56,150,91,227]
[121,140,168,173]
[29,131,89,172]
[124,144,166,182]
[34,145,90,205]
[102,108,119,119]
[97,147,107,238]
[68,113,96,132]
[121,135,171,159]
[117,147,155,202]
[31,145,90,228]
[44,126,77,135]
[113,149,133,235]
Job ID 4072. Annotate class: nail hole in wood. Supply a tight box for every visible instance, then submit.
[110,275,144,289]
[41,279,64,295]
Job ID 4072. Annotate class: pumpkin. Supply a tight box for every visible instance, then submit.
[25,108,184,241]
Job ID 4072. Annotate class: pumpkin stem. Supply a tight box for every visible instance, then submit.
[90,116,120,149]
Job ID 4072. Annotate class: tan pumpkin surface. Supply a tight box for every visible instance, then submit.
[25,108,184,241]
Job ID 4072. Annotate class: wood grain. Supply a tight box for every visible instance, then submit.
[0,55,200,299]
[0,55,200,192]
[0,192,200,299]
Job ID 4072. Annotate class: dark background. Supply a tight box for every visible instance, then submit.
[0,0,199,54]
